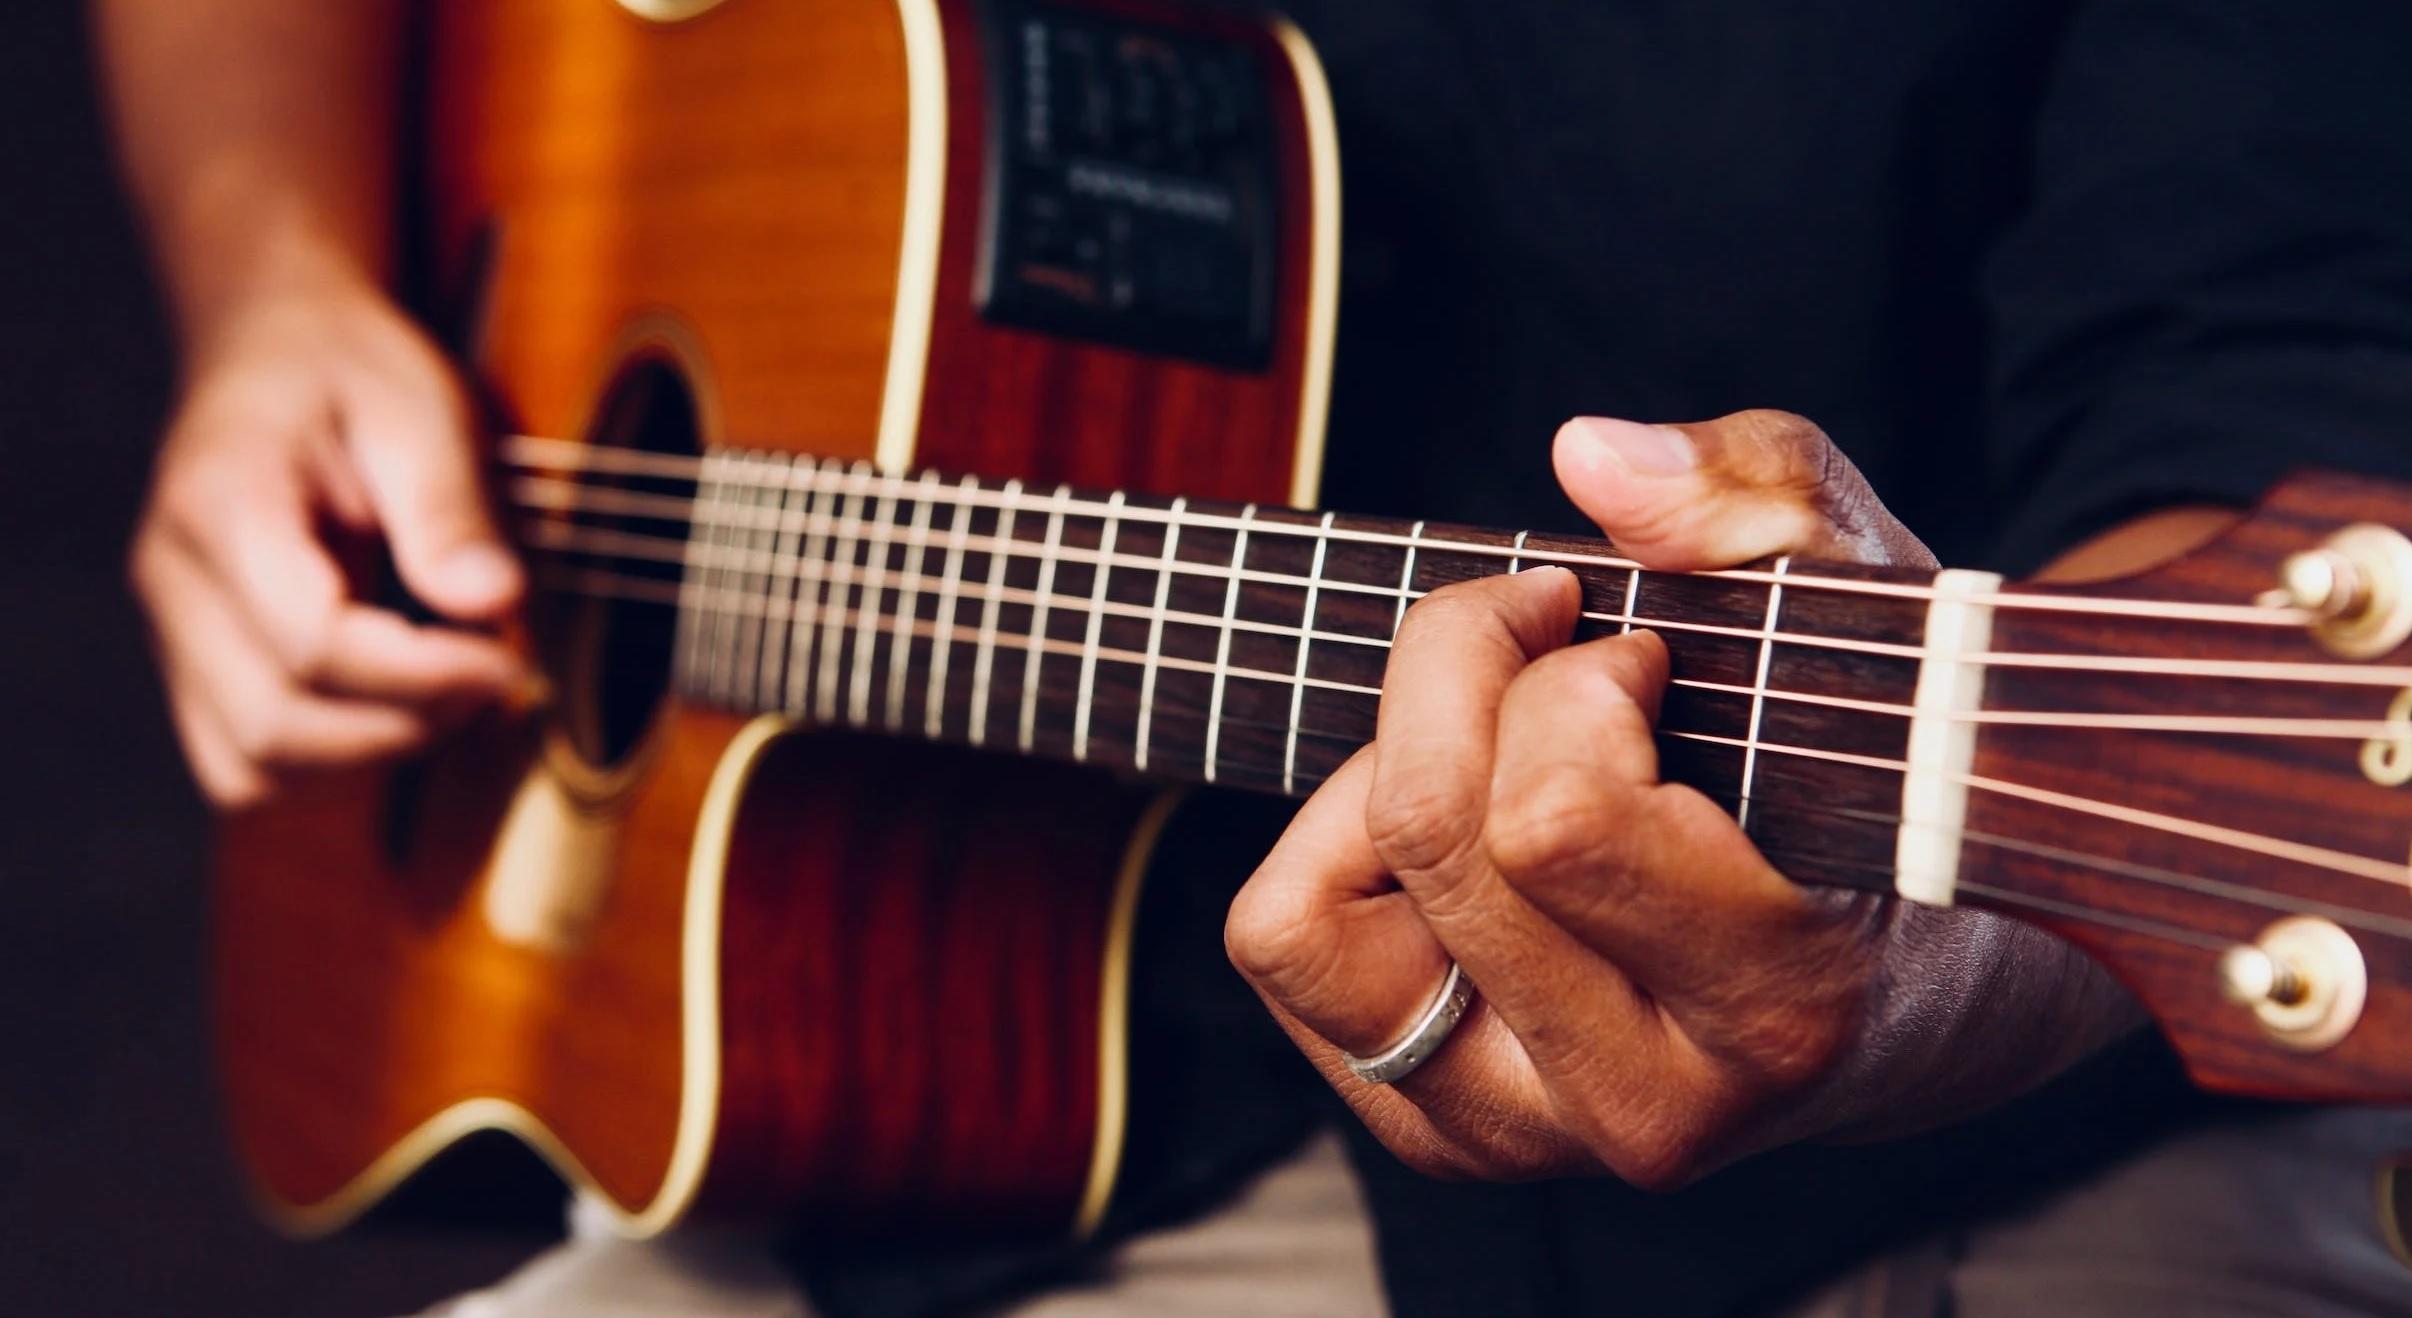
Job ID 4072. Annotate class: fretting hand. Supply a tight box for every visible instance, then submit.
[1226,411,2139,1187]
[129,271,528,808]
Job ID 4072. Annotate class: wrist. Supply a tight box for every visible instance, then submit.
[158,163,392,362]
[180,250,405,386]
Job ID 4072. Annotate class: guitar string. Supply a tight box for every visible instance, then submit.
[531,561,2405,948]
[535,560,2412,894]
[519,523,2412,737]
[500,440,2316,630]
[1744,844,2233,955]
[1764,799,2412,942]
[506,476,2412,689]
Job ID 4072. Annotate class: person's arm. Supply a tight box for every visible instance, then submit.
[100,1,527,809]
[98,2,403,348]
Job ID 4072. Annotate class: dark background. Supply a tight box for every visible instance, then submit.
[0,5,546,1314]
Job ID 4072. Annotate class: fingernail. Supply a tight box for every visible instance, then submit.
[1571,417,1696,477]
[445,544,522,602]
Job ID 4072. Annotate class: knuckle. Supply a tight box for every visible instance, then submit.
[1600,1106,1717,1193]
[1612,1134,1707,1194]
[1363,779,1484,879]
[203,764,272,811]
[1729,996,1853,1092]
[1223,877,1314,987]
[125,533,166,603]
[280,611,346,689]
[1485,766,1617,897]
[1730,408,1832,482]
[222,701,290,767]
[223,712,279,767]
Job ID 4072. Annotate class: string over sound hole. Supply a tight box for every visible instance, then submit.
[530,355,701,781]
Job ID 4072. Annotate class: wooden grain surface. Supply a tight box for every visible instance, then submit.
[216,0,1321,1236]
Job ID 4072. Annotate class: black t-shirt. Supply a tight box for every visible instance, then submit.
[793,1,2412,1313]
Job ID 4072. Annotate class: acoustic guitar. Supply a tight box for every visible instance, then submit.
[221,0,2412,1248]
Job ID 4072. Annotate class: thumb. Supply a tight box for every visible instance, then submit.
[1551,410,1934,571]
[344,377,524,623]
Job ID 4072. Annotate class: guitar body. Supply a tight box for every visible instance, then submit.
[215,0,1338,1238]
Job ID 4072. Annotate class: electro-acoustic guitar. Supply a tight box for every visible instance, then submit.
[221,0,2412,1247]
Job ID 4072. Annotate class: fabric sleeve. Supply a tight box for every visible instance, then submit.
[1983,0,2412,572]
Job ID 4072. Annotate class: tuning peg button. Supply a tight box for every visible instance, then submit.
[2279,549,2365,620]
[2217,943,2306,1008]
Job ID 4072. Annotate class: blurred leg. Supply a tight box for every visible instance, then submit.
[1778,1107,2412,1318]
[1947,1106,2412,1317]
[1006,1129,1385,1318]
[411,1129,1382,1318]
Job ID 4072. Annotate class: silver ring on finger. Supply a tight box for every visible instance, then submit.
[1341,961,1475,1086]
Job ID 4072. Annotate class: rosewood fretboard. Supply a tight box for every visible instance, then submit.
[518,445,1968,899]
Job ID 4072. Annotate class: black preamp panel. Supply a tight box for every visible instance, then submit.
[976,0,1280,369]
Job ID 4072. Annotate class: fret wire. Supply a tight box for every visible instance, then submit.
[785,459,837,717]
[968,480,1022,747]
[1509,528,1528,574]
[710,454,749,704]
[683,460,712,701]
[814,465,869,722]
[729,452,771,707]
[848,479,902,726]
[1134,497,1187,773]
[756,453,803,711]
[707,453,742,705]
[670,456,714,698]
[1020,485,1073,755]
[693,454,727,702]
[925,475,977,740]
[1205,503,1260,786]
[509,448,2312,628]
[1285,511,1338,795]
[1073,491,1126,762]
[1393,520,1424,638]
[736,452,780,711]
[1736,556,1790,834]
[615,566,1382,695]
[886,472,941,731]
[1621,564,1640,636]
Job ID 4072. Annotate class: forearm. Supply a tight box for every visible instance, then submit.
[95,0,406,353]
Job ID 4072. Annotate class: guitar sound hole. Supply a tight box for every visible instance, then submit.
[532,355,700,774]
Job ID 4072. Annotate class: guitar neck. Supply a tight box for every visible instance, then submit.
[523,445,1972,901]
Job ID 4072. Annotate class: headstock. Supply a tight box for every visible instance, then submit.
[1964,471,2412,1102]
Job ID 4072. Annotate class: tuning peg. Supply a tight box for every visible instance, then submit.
[2272,525,2412,658]
[2216,917,2367,1051]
